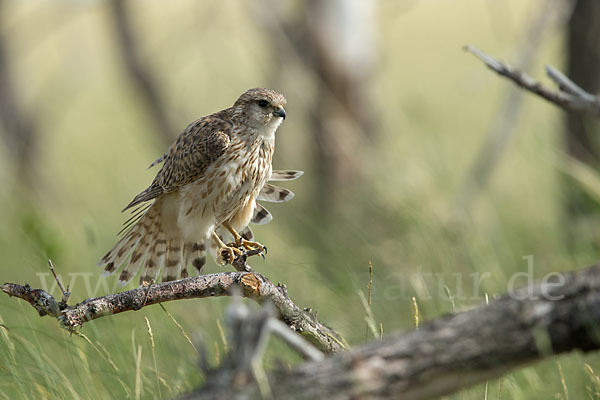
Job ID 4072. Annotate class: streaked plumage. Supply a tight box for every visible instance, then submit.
[98,88,301,286]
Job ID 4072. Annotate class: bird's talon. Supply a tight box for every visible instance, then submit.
[243,240,264,252]
[217,248,232,266]
[217,245,243,266]
[222,228,266,261]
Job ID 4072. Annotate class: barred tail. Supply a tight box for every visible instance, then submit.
[139,230,166,284]
[189,242,207,274]
[99,201,160,286]
[99,199,211,286]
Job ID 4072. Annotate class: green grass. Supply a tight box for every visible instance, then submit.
[1,0,600,398]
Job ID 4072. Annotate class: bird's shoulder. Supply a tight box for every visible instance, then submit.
[147,110,234,170]
[158,109,234,191]
[178,109,234,148]
[122,109,235,212]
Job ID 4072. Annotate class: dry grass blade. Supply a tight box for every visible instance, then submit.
[216,318,228,350]
[365,262,374,341]
[557,361,568,400]
[159,303,198,354]
[412,297,419,329]
[358,290,377,339]
[75,332,119,373]
[135,345,142,400]
[145,317,162,399]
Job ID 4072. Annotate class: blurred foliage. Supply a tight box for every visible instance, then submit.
[1,0,600,399]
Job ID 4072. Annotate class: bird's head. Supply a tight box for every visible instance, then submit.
[233,88,287,132]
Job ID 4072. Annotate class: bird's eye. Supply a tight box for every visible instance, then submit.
[257,100,269,108]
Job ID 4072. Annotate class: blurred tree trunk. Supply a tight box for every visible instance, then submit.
[258,0,376,209]
[564,0,600,221]
[0,0,38,185]
[304,0,376,208]
[108,0,175,147]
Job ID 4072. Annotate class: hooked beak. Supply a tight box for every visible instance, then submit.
[273,108,286,120]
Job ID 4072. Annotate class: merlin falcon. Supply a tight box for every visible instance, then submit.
[99,88,302,286]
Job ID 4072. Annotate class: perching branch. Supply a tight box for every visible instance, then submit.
[2,271,345,354]
[184,263,600,399]
[6,262,600,398]
[465,45,600,116]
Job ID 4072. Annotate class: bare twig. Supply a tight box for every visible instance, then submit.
[546,65,594,100]
[184,263,600,400]
[267,318,324,362]
[188,297,324,400]
[464,45,600,116]
[48,259,70,304]
[457,0,574,211]
[2,271,344,354]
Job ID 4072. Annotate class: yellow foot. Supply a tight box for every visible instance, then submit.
[228,239,267,257]
[217,245,244,266]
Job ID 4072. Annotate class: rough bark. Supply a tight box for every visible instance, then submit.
[2,271,345,354]
[184,263,600,400]
[6,261,600,398]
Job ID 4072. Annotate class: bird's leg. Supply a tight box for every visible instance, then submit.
[223,222,267,256]
[213,231,243,266]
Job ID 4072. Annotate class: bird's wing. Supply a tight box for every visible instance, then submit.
[123,112,233,212]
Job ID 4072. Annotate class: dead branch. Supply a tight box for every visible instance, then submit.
[6,260,600,398]
[183,263,600,400]
[465,45,600,116]
[457,0,574,211]
[2,271,345,354]
[199,297,326,399]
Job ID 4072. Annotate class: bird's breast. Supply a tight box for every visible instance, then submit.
[177,139,274,238]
